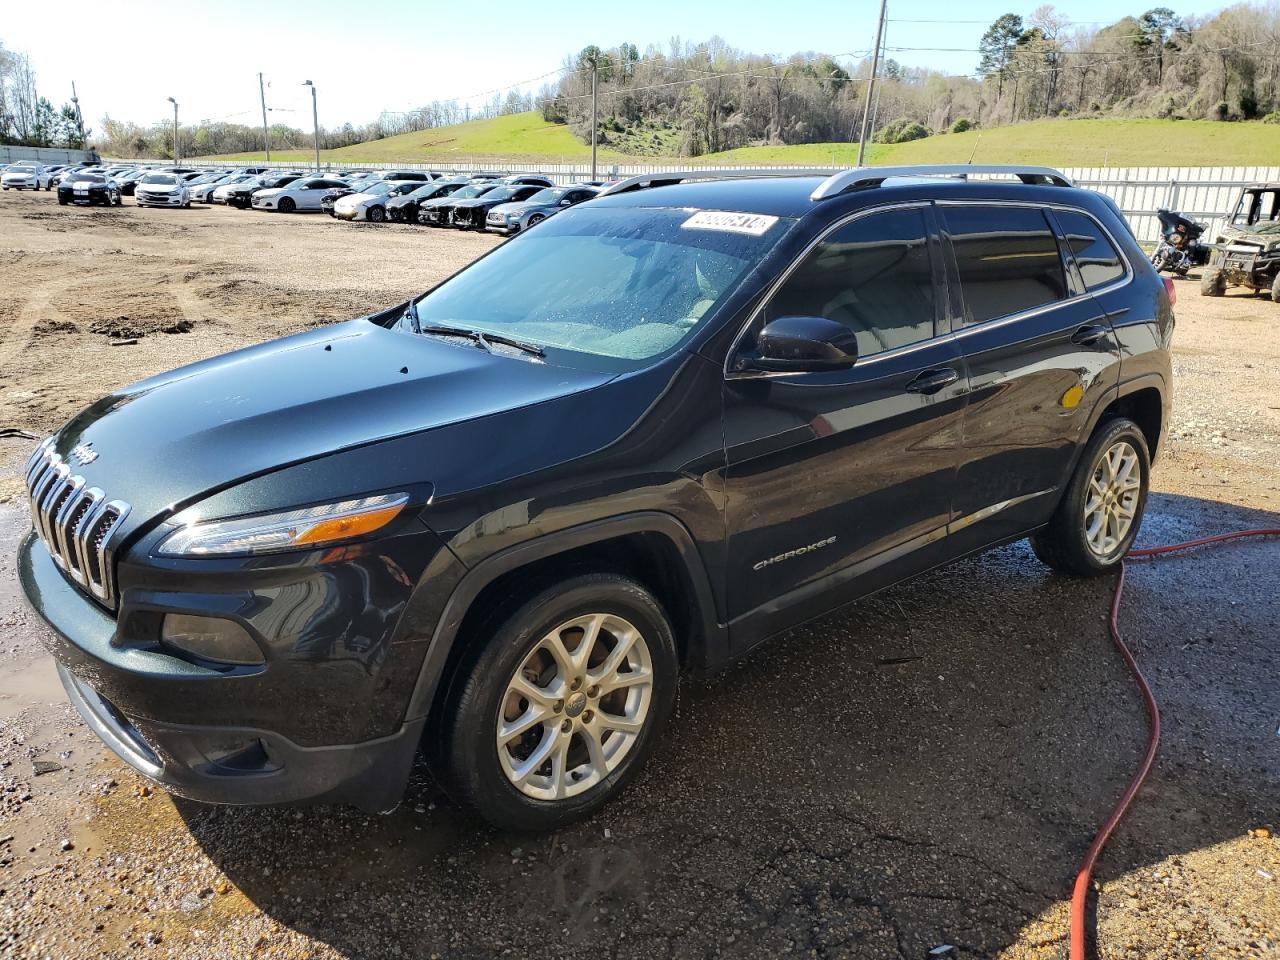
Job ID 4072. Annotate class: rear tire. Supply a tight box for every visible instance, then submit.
[438,573,678,831]
[1031,417,1151,577]
[1200,268,1226,297]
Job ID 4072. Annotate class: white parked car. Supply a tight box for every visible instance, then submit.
[251,176,352,213]
[332,180,422,222]
[2,163,53,191]
[192,174,250,203]
[134,172,191,208]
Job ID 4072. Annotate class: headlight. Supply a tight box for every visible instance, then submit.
[157,493,409,557]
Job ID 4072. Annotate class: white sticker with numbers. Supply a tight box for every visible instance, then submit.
[681,211,779,236]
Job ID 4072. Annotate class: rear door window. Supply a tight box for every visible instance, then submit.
[943,206,1068,325]
[1053,210,1126,290]
[762,207,937,358]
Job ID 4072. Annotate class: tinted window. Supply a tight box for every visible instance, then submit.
[945,207,1067,325]
[1055,210,1125,290]
[763,207,936,358]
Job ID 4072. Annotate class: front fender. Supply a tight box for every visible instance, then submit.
[400,511,725,725]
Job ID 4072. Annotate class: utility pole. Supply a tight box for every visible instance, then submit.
[589,53,599,181]
[856,0,888,167]
[303,80,320,171]
[167,96,179,162]
[259,72,271,162]
[70,81,85,146]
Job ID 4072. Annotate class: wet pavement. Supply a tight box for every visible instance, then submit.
[2,487,1276,959]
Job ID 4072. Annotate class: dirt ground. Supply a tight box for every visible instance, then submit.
[0,188,1276,960]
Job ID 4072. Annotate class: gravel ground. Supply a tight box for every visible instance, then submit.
[0,188,1276,959]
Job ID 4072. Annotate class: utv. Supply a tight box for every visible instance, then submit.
[1201,182,1280,301]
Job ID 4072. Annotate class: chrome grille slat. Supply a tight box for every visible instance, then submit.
[23,440,131,609]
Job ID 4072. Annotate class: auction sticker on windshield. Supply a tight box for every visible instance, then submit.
[682,211,779,236]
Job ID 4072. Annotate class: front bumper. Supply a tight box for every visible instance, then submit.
[333,207,362,221]
[137,193,182,206]
[18,531,433,812]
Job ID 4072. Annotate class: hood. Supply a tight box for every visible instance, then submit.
[49,319,614,536]
[451,197,498,209]
[489,200,536,216]
[335,193,374,210]
[253,187,284,199]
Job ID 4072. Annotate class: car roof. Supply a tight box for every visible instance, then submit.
[590,176,828,218]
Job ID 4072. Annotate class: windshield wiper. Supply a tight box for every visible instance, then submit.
[418,324,545,358]
[402,298,422,333]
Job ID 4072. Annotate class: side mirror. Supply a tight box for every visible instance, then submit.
[559,198,573,206]
[741,316,859,373]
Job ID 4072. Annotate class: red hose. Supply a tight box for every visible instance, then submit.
[1068,527,1280,960]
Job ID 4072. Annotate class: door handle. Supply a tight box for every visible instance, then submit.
[1071,323,1110,346]
[905,367,960,395]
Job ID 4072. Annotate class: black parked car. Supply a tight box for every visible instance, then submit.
[485,184,599,235]
[418,181,499,225]
[385,178,467,222]
[448,183,545,230]
[225,174,302,209]
[18,166,1172,832]
[57,172,123,207]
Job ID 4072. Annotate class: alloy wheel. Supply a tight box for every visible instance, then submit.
[496,613,653,801]
[1083,439,1141,557]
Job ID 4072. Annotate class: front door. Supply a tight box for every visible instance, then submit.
[721,204,967,649]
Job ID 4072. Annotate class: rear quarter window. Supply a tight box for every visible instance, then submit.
[1054,209,1126,290]
[944,206,1067,325]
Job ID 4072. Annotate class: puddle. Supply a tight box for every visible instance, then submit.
[0,654,63,719]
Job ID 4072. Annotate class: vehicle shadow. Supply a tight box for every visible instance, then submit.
[175,491,1279,958]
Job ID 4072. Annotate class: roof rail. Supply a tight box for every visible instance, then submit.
[810,164,1073,200]
[596,168,841,197]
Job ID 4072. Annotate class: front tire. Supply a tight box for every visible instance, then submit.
[1200,267,1226,297]
[1270,272,1280,304]
[278,197,295,213]
[439,573,678,831]
[368,205,385,223]
[1031,417,1151,576]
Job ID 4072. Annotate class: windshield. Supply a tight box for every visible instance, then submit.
[411,207,785,362]
[361,182,395,197]
[480,186,519,202]
[527,187,566,203]
[8,166,34,173]
[451,183,495,200]
[142,174,178,185]
[1232,189,1280,227]
[409,181,453,199]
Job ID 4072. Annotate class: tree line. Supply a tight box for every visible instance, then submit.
[538,3,1280,157]
[0,41,89,148]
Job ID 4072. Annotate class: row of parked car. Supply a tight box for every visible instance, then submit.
[1,158,608,236]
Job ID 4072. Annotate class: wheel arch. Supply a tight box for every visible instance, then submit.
[403,512,725,726]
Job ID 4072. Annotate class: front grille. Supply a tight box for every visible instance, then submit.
[25,438,131,608]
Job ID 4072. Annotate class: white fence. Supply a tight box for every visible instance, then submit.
[1,145,98,165]
[1066,166,1280,243]
[166,155,1280,243]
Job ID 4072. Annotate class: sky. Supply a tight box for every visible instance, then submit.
[1,0,1230,131]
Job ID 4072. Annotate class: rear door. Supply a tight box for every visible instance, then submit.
[940,203,1123,549]
[722,204,967,646]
